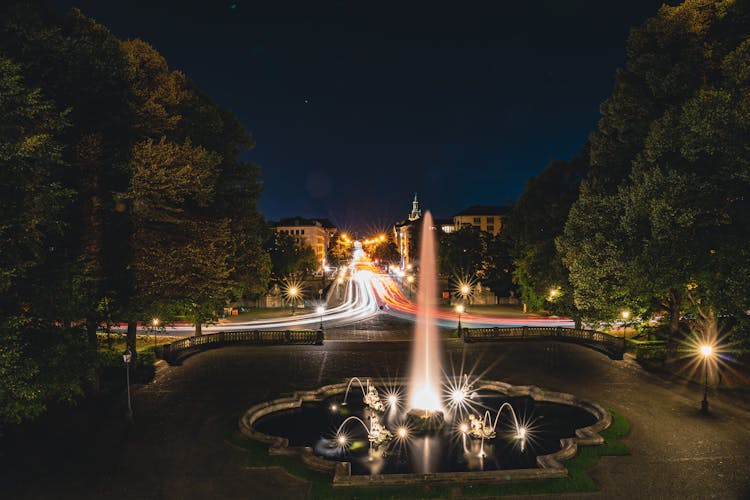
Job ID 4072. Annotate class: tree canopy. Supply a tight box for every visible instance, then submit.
[0,1,271,424]
[557,0,750,347]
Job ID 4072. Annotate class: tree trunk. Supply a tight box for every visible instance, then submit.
[86,314,99,347]
[127,320,138,364]
[195,322,202,336]
[574,317,583,330]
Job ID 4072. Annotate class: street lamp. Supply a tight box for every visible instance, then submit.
[123,348,133,422]
[317,305,325,330]
[621,310,630,345]
[700,344,713,414]
[406,275,415,298]
[152,317,159,352]
[455,304,465,332]
[289,286,299,315]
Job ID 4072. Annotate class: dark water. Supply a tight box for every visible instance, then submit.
[254,388,597,475]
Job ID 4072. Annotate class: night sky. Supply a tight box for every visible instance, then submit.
[52,0,669,233]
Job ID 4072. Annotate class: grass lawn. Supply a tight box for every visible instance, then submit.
[97,332,179,351]
[227,409,630,499]
[219,308,297,322]
[437,304,542,319]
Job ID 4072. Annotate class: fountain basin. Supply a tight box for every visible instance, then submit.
[239,379,611,487]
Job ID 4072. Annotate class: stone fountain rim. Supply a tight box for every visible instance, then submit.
[238,378,611,487]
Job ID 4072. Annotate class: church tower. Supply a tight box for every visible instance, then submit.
[408,193,422,221]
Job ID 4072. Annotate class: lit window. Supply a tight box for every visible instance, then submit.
[473,217,481,224]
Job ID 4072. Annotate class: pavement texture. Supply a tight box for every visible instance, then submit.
[2,313,750,499]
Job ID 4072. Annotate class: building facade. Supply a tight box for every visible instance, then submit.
[274,217,337,270]
[393,193,422,269]
[452,205,510,236]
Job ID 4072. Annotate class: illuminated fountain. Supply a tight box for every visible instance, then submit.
[244,208,611,484]
[406,212,445,432]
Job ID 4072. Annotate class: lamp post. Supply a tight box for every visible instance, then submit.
[152,318,159,353]
[700,344,713,414]
[621,310,630,348]
[317,306,325,330]
[289,287,299,315]
[406,275,415,298]
[455,304,465,332]
[123,348,133,422]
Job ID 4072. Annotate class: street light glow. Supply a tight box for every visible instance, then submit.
[316,306,325,314]
[152,318,159,326]
[700,344,713,357]
[621,310,630,320]
[455,304,465,314]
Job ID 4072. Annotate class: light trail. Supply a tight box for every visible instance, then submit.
[142,269,381,335]
[370,272,574,328]
[122,254,572,336]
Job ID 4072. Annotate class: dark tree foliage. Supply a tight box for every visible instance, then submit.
[372,239,401,265]
[505,147,589,324]
[437,227,514,296]
[266,233,318,279]
[558,0,750,347]
[0,2,271,422]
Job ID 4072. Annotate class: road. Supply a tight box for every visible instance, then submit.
[149,264,572,336]
[3,312,749,499]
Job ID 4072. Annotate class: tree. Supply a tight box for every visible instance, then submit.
[558,0,750,347]
[505,150,589,323]
[0,57,96,425]
[328,232,352,266]
[267,233,318,278]
[372,240,400,265]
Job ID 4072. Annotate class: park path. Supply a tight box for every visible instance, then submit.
[2,320,749,498]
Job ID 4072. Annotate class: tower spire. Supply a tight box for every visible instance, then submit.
[408,193,422,221]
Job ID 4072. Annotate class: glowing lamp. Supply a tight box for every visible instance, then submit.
[459,423,468,434]
[700,345,713,358]
[455,304,465,314]
[451,388,466,404]
[337,435,347,446]
[397,427,408,438]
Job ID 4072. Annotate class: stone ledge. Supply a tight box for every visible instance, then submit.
[238,378,610,487]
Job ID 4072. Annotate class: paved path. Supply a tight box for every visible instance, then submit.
[2,316,749,499]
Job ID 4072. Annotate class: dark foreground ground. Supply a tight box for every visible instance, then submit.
[2,314,750,499]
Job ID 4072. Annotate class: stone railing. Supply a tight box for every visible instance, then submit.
[462,326,625,360]
[160,329,323,364]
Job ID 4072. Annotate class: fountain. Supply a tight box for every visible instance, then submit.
[405,212,446,433]
[243,207,612,485]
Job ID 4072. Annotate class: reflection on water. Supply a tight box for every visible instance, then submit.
[255,391,596,476]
